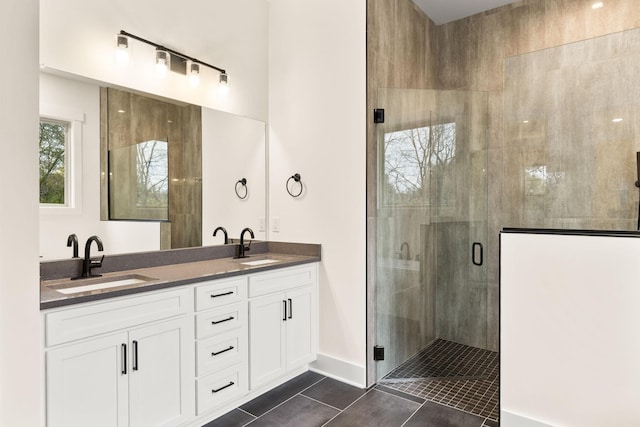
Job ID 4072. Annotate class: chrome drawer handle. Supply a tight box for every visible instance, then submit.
[211,316,235,325]
[211,345,235,356]
[210,291,234,298]
[211,381,234,393]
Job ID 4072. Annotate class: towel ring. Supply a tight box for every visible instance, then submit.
[235,178,248,199]
[286,173,303,198]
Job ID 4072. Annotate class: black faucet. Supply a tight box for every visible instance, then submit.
[74,236,104,279]
[67,234,79,258]
[213,226,228,244]
[237,227,255,259]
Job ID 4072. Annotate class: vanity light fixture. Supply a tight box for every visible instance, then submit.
[592,2,604,9]
[115,30,228,90]
[612,118,623,122]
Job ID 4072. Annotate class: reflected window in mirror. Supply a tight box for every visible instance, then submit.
[108,139,169,221]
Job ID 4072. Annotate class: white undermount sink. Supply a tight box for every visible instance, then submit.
[52,274,157,295]
[240,259,280,267]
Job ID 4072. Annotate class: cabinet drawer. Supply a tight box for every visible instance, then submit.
[45,288,190,347]
[196,364,248,415]
[248,264,316,298]
[195,277,247,312]
[196,329,247,376]
[195,302,246,339]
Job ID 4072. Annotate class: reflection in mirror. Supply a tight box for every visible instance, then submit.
[101,87,202,249]
[109,139,169,220]
[39,71,266,260]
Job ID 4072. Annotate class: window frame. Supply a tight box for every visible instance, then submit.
[39,105,84,215]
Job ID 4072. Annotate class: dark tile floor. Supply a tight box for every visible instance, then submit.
[202,371,497,427]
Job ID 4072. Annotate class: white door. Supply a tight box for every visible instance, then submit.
[249,292,286,389]
[128,317,193,427]
[46,332,129,427]
[286,286,315,370]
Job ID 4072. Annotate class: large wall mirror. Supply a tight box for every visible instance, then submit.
[39,71,266,260]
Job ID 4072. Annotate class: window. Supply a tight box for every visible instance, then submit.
[39,119,69,205]
[39,105,84,214]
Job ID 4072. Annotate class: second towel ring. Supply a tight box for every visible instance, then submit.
[286,173,303,197]
[235,178,248,199]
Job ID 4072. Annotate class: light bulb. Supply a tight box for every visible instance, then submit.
[155,49,170,77]
[218,72,229,96]
[188,61,200,87]
[115,34,129,65]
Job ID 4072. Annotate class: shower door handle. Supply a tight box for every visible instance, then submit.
[472,242,483,266]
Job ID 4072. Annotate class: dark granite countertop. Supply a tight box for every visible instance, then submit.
[41,242,320,310]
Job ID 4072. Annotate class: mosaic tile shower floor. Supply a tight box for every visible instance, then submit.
[379,339,499,423]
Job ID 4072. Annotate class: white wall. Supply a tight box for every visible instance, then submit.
[0,0,42,425]
[268,0,367,385]
[40,0,268,122]
[202,109,266,244]
[501,232,640,426]
[39,73,161,260]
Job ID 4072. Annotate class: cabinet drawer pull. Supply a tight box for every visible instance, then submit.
[210,291,234,298]
[211,316,235,325]
[211,345,235,356]
[288,298,293,319]
[211,381,235,393]
[121,343,127,375]
[283,300,287,321]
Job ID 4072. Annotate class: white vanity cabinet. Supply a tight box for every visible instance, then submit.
[43,261,318,427]
[43,288,194,427]
[248,264,317,390]
[193,276,249,415]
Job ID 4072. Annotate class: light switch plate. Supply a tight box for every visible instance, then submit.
[272,217,280,232]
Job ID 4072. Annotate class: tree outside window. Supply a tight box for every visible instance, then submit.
[383,122,456,207]
[39,120,68,205]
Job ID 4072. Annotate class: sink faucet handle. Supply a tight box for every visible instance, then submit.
[91,254,105,268]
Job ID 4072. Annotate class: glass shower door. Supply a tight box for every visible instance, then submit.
[374,88,488,381]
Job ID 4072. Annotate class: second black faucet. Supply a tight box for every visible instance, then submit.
[237,227,255,259]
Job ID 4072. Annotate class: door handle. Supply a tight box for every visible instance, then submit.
[288,298,293,319]
[283,300,287,321]
[472,242,483,266]
[132,340,138,371]
[121,343,127,375]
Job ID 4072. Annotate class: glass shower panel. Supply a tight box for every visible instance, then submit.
[374,88,488,380]
[503,28,640,231]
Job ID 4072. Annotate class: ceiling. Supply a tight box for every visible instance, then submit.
[413,0,519,25]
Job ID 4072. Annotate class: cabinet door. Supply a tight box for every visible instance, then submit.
[128,317,194,427]
[46,332,129,427]
[286,286,316,370]
[249,292,286,389]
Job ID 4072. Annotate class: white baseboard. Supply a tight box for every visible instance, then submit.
[501,410,555,427]
[309,353,366,388]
